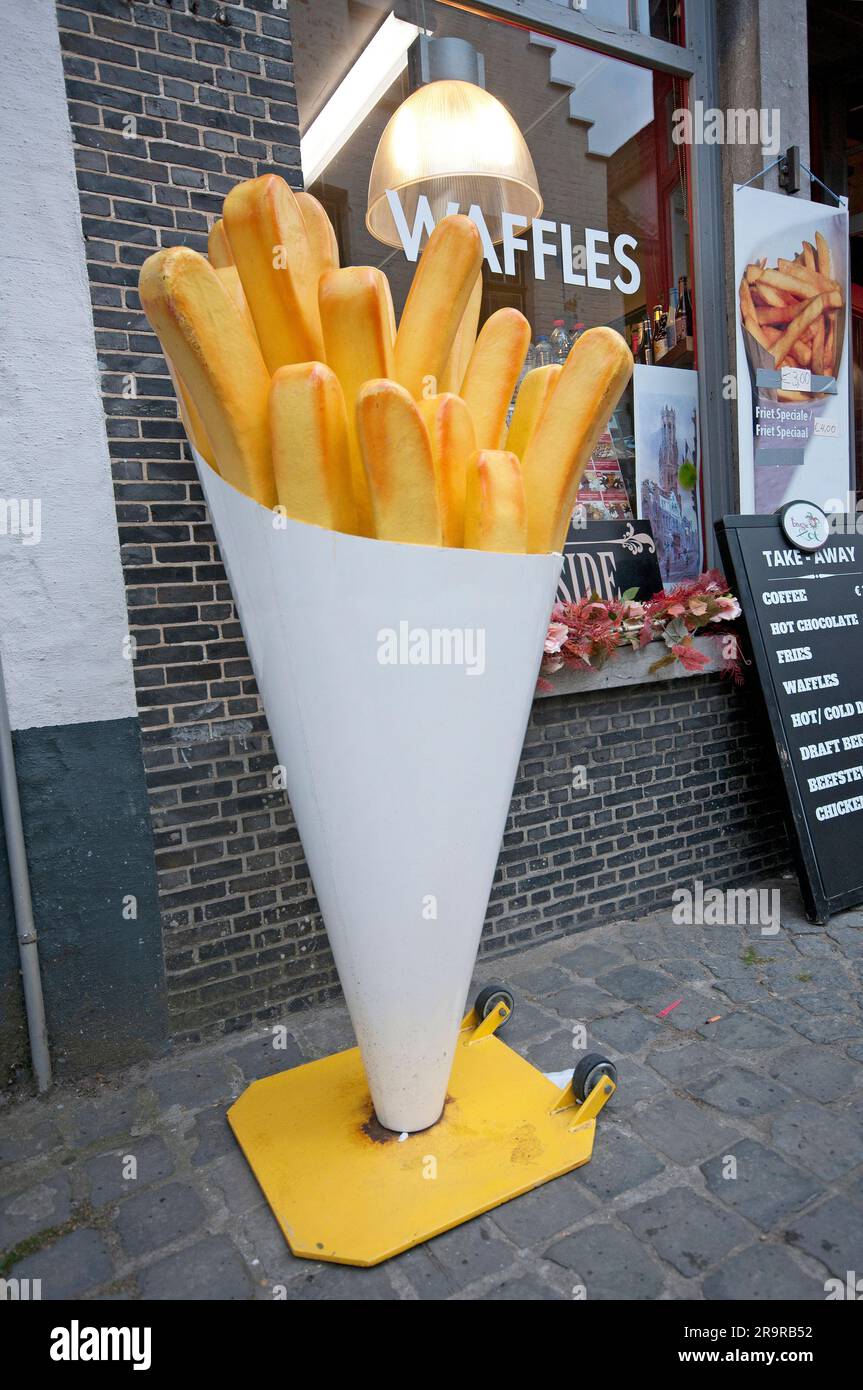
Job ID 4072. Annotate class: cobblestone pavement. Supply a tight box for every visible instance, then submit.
[2,875,862,1301]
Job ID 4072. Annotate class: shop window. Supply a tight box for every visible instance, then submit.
[289,0,696,572]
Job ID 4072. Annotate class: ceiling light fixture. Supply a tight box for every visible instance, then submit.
[366,36,542,248]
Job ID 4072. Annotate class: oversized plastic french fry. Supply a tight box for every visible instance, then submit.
[269,363,357,535]
[461,307,532,450]
[208,218,233,268]
[506,364,562,463]
[439,269,483,394]
[418,393,476,548]
[319,266,395,537]
[463,450,527,553]
[522,326,632,554]
[139,246,275,507]
[382,274,397,348]
[295,190,339,283]
[216,264,258,342]
[356,379,442,546]
[393,214,483,399]
[223,173,324,373]
[166,355,216,470]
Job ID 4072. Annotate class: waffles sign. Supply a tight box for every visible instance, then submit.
[386,190,641,293]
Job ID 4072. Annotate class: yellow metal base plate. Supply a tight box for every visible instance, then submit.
[228,1027,603,1267]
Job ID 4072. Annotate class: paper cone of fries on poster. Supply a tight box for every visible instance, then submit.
[734,184,851,515]
[139,176,632,1133]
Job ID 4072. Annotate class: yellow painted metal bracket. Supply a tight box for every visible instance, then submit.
[571,1074,616,1128]
[463,1000,511,1043]
[550,1077,578,1115]
[550,1071,616,1125]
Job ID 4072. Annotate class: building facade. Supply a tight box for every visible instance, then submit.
[2,0,854,1081]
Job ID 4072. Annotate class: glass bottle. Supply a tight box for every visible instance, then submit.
[675,279,687,346]
[569,321,585,352]
[652,302,667,359]
[665,287,678,350]
[534,335,553,368]
[641,315,654,366]
[549,319,570,364]
[679,276,693,338]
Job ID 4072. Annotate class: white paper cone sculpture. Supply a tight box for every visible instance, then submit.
[197,456,561,1132]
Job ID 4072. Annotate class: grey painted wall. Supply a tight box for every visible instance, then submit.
[0,0,166,1082]
[0,719,167,1083]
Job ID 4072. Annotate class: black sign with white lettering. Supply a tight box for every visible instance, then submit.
[716,512,863,922]
[558,519,664,604]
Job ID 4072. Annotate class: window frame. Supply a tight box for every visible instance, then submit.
[426,0,733,562]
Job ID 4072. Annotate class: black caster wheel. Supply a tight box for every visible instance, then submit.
[474,984,515,1028]
[572,1053,618,1102]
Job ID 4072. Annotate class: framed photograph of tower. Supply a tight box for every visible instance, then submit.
[633,364,702,587]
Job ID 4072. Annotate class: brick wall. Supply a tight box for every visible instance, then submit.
[55,0,792,1046]
[488,677,791,962]
[145,670,791,1044]
[55,0,311,1042]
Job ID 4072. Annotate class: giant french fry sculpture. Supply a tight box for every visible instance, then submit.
[140,176,632,1266]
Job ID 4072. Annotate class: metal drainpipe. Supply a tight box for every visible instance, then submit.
[0,645,52,1092]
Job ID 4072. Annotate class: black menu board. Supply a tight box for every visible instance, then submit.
[716,512,863,923]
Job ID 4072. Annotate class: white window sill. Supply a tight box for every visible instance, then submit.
[535,635,726,698]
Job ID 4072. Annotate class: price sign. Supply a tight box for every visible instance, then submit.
[780,365,812,393]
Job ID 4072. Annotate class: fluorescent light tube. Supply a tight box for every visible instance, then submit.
[301,13,421,187]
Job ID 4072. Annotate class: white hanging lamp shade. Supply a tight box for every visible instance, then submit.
[366,78,542,248]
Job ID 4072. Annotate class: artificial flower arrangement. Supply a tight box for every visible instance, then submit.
[540,569,744,689]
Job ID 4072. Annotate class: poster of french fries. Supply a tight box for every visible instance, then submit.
[734,184,851,515]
